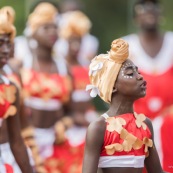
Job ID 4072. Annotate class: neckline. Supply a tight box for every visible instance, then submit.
[135,33,167,60]
[102,112,134,119]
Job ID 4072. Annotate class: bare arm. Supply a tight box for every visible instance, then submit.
[145,118,168,173]
[82,117,106,173]
[6,84,33,173]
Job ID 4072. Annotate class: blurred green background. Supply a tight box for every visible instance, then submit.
[0,0,173,111]
[0,0,173,54]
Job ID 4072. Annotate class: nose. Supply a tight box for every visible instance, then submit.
[2,43,11,55]
[137,73,143,80]
[48,25,58,35]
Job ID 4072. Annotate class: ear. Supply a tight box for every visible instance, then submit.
[112,87,117,93]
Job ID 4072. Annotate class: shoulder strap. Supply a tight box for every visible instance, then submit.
[101,113,109,119]
[0,75,10,85]
[53,56,68,75]
[2,64,13,75]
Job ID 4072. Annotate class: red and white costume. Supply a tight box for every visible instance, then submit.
[99,113,152,168]
[71,65,90,102]
[45,127,85,173]
[19,49,71,159]
[44,66,98,173]
[124,32,173,168]
[0,76,21,173]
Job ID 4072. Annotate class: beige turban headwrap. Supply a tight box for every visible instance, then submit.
[59,10,92,39]
[86,39,129,103]
[0,6,16,42]
[28,2,58,34]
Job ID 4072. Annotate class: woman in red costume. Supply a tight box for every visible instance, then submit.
[17,2,71,166]
[45,11,98,173]
[1,6,47,173]
[82,39,166,173]
[0,7,33,173]
[59,10,98,127]
[123,0,173,171]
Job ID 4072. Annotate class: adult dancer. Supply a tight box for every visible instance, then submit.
[0,7,33,173]
[18,2,71,162]
[45,11,97,173]
[123,0,173,169]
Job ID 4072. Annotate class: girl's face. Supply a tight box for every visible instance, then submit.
[0,34,11,68]
[33,22,58,48]
[115,59,147,100]
[67,35,81,58]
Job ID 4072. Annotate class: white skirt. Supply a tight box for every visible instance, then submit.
[0,142,21,173]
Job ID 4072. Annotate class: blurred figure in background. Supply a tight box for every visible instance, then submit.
[0,6,33,173]
[59,0,84,13]
[55,0,99,66]
[14,0,59,62]
[2,5,48,173]
[58,11,97,127]
[45,10,98,173]
[14,2,72,172]
[123,0,173,172]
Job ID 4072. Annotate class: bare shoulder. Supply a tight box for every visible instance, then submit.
[87,115,106,134]
[86,115,106,143]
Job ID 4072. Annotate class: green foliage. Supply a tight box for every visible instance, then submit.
[0,0,25,35]
[1,0,173,50]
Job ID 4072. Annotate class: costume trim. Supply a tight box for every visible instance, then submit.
[24,97,62,111]
[98,155,145,168]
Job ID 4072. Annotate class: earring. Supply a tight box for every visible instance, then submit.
[28,38,38,49]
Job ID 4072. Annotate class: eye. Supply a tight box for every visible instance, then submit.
[127,72,134,76]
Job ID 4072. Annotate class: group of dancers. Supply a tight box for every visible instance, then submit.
[0,0,172,173]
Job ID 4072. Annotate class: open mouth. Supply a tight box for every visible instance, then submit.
[0,57,8,64]
[140,81,147,88]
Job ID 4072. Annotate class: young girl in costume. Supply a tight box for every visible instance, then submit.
[82,38,166,173]
[0,7,33,173]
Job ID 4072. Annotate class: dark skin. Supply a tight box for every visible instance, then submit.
[66,35,94,126]
[82,59,166,173]
[24,22,69,128]
[134,2,164,58]
[0,34,30,130]
[0,34,33,173]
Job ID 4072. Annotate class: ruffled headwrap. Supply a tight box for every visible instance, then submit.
[86,39,129,103]
[27,2,58,35]
[59,10,92,39]
[0,6,16,42]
